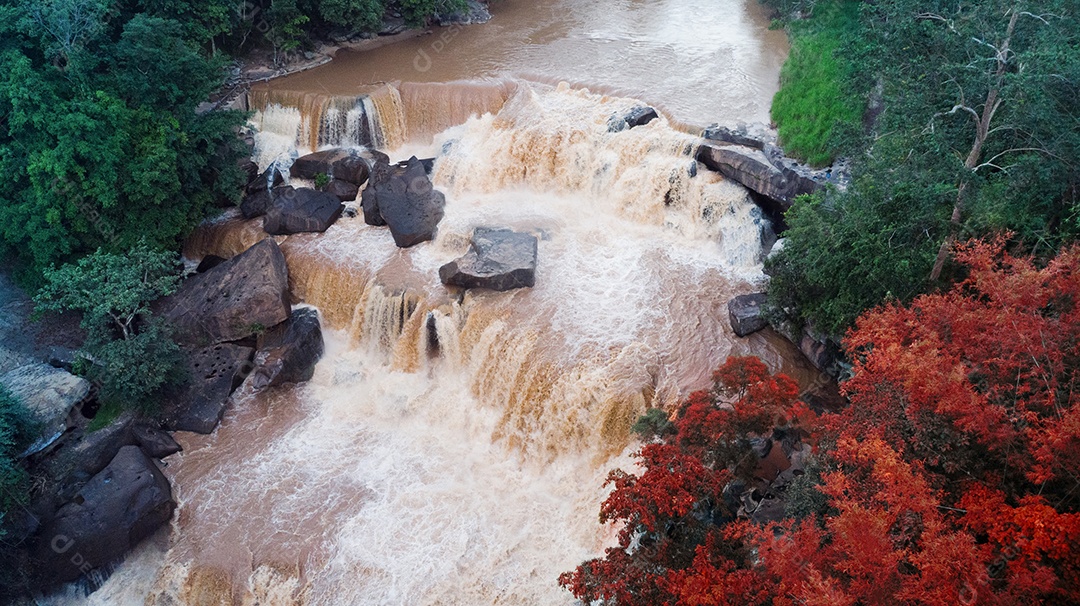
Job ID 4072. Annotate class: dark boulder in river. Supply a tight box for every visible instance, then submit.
[160,238,291,346]
[608,105,659,132]
[440,228,538,292]
[325,179,359,202]
[246,165,286,194]
[34,446,175,585]
[696,143,819,210]
[727,293,768,337]
[290,148,372,186]
[366,156,446,247]
[263,187,344,235]
[162,343,255,434]
[251,307,324,390]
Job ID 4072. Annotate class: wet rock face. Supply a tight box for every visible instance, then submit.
[439,228,538,292]
[33,446,175,586]
[728,293,768,337]
[364,156,447,248]
[159,238,291,347]
[325,179,359,202]
[696,143,820,210]
[608,105,659,132]
[161,343,255,434]
[263,187,344,235]
[251,307,324,390]
[1,363,91,456]
[290,148,372,186]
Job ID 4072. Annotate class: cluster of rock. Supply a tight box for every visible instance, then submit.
[5,238,327,589]
[696,123,848,222]
[244,148,540,294]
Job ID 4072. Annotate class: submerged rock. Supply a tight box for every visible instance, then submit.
[263,187,344,235]
[727,293,769,337]
[34,446,175,585]
[251,307,324,390]
[439,228,538,291]
[160,238,291,346]
[162,343,254,434]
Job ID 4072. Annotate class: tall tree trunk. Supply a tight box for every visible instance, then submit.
[929,11,1018,281]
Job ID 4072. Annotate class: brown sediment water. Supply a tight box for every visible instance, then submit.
[46,5,816,605]
[256,0,788,130]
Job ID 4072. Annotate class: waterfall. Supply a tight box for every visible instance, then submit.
[59,81,815,606]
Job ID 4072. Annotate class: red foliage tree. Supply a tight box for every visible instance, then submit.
[564,238,1080,604]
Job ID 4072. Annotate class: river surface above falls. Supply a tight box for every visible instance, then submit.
[261,0,788,128]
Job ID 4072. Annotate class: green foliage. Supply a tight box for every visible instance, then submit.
[767,0,1080,335]
[0,386,32,515]
[782,456,826,520]
[631,408,676,442]
[770,0,863,166]
[318,0,384,31]
[36,243,185,409]
[397,0,467,26]
[314,172,331,189]
[0,0,247,281]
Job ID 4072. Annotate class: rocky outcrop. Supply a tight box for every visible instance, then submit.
[251,308,324,390]
[608,105,659,132]
[159,238,291,346]
[34,446,174,585]
[360,157,393,226]
[728,293,768,337]
[365,156,446,247]
[246,166,286,194]
[263,187,344,235]
[132,425,182,459]
[162,343,254,434]
[702,124,768,150]
[290,148,372,186]
[439,228,538,291]
[1,363,91,456]
[325,179,359,202]
[696,144,819,210]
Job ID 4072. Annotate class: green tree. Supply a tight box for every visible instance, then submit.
[767,0,1079,335]
[35,242,185,409]
[0,2,247,282]
[316,0,384,31]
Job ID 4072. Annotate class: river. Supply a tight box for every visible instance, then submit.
[48,1,813,604]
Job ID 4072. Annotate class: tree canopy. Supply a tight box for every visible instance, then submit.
[564,239,1080,604]
[766,0,1079,335]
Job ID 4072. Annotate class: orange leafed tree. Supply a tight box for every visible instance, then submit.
[563,238,1080,605]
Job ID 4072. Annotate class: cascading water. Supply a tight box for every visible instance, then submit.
[50,71,822,606]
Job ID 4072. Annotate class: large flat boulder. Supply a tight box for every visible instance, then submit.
[263,187,344,235]
[159,238,291,346]
[290,148,371,186]
[728,293,768,337]
[368,156,447,248]
[162,343,254,434]
[251,308,324,390]
[2,363,91,456]
[34,446,174,585]
[439,228,538,291]
[696,143,820,209]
